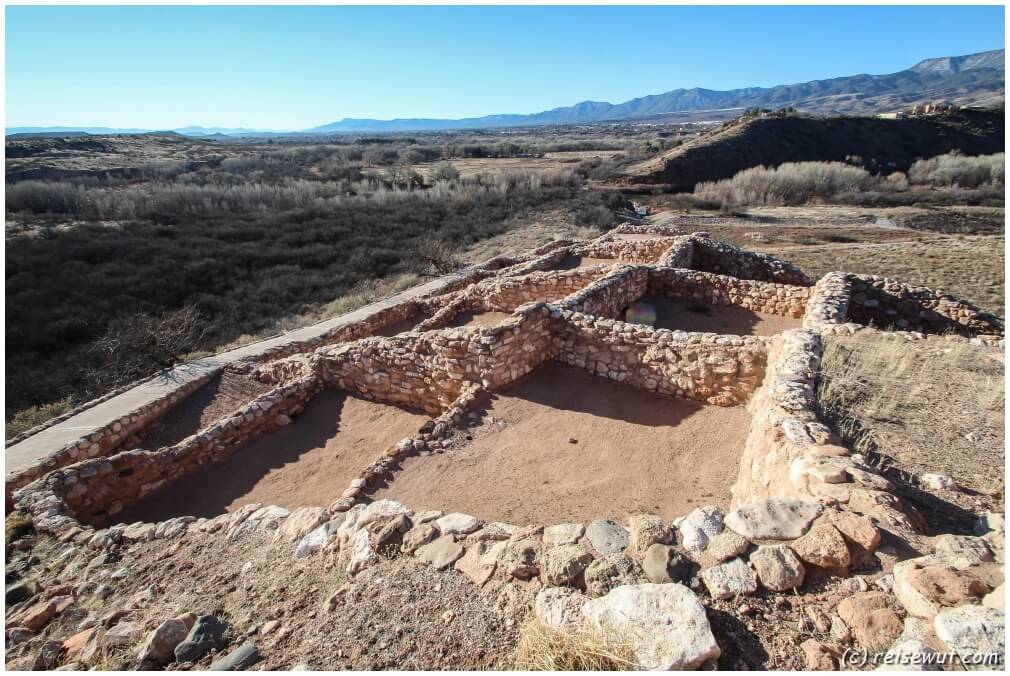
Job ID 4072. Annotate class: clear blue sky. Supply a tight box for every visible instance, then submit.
[5,5,1005,130]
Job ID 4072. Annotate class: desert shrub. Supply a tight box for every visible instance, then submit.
[695,162,875,206]
[907,152,1005,189]
[5,396,74,438]
[430,161,460,183]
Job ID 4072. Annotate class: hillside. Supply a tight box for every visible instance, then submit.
[623,108,1005,191]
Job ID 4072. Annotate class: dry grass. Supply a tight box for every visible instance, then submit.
[817,332,1004,496]
[514,617,637,671]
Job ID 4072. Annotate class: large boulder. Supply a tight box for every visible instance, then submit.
[581,583,720,670]
[790,524,851,568]
[933,605,1004,670]
[836,592,903,651]
[725,498,821,540]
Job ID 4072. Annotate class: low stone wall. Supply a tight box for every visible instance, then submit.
[573,235,676,263]
[844,273,1004,337]
[648,268,810,318]
[556,266,650,319]
[656,235,695,268]
[5,369,220,506]
[317,306,556,415]
[802,272,851,330]
[473,266,613,313]
[690,235,813,287]
[613,223,685,237]
[13,374,321,528]
[554,309,769,406]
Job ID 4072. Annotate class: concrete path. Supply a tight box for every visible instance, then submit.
[5,274,456,477]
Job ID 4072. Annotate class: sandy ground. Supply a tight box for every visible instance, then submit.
[371,363,750,523]
[448,311,515,328]
[632,295,803,336]
[374,313,428,337]
[136,371,270,451]
[114,391,429,523]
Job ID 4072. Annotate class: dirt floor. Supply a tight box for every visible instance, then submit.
[136,371,271,451]
[629,295,803,336]
[448,310,515,328]
[373,313,428,337]
[371,363,750,523]
[114,391,430,523]
[614,233,668,242]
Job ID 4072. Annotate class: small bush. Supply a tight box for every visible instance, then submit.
[695,162,875,206]
[907,152,1004,189]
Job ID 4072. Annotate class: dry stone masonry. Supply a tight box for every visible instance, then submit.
[9,222,1005,670]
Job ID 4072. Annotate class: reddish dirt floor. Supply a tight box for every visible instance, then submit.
[448,310,515,328]
[615,233,670,242]
[371,363,751,524]
[630,295,803,336]
[136,370,271,451]
[114,391,430,523]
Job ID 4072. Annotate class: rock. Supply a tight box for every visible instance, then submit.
[880,639,940,671]
[347,528,376,575]
[275,506,328,542]
[543,523,584,547]
[10,597,58,631]
[973,512,1005,536]
[401,522,438,554]
[829,616,851,643]
[581,583,720,670]
[533,587,587,632]
[836,592,903,650]
[805,605,832,633]
[62,627,97,658]
[627,514,673,556]
[175,614,229,663]
[800,639,838,670]
[919,474,958,492]
[824,510,881,552]
[540,544,593,587]
[294,521,339,559]
[208,642,261,671]
[675,506,724,552]
[725,498,821,540]
[933,605,1004,669]
[33,640,64,670]
[454,544,497,586]
[415,535,464,570]
[982,584,1003,610]
[749,545,805,591]
[641,544,693,584]
[137,618,189,666]
[105,620,143,647]
[498,538,541,580]
[374,514,412,556]
[791,524,851,568]
[932,535,993,568]
[893,559,988,619]
[697,531,749,569]
[435,513,479,535]
[700,557,758,599]
[585,520,629,556]
[5,581,35,605]
[6,627,33,649]
[583,554,646,598]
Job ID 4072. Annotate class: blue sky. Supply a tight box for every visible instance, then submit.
[5,5,1005,130]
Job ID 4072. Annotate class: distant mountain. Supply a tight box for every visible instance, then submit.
[7,49,1004,137]
[309,49,1004,132]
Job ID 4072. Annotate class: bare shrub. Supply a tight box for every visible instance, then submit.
[695,162,875,206]
[410,237,465,277]
[907,152,1005,189]
[87,304,209,389]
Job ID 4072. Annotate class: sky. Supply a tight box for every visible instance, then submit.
[5,4,1005,130]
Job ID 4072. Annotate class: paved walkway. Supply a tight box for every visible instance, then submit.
[5,274,456,477]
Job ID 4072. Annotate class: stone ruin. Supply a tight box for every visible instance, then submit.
[9,223,1006,669]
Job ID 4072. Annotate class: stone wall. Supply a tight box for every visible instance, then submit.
[473,266,613,313]
[656,235,695,268]
[317,306,556,415]
[572,235,676,263]
[844,273,1004,337]
[802,272,850,330]
[13,374,321,528]
[613,223,685,237]
[5,369,220,506]
[647,268,810,318]
[556,266,650,319]
[554,308,769,406]
[690,235,813,287]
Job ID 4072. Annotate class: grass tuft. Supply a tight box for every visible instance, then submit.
[514,617,637,671]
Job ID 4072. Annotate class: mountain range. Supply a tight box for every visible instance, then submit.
[6,49,1004,137]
